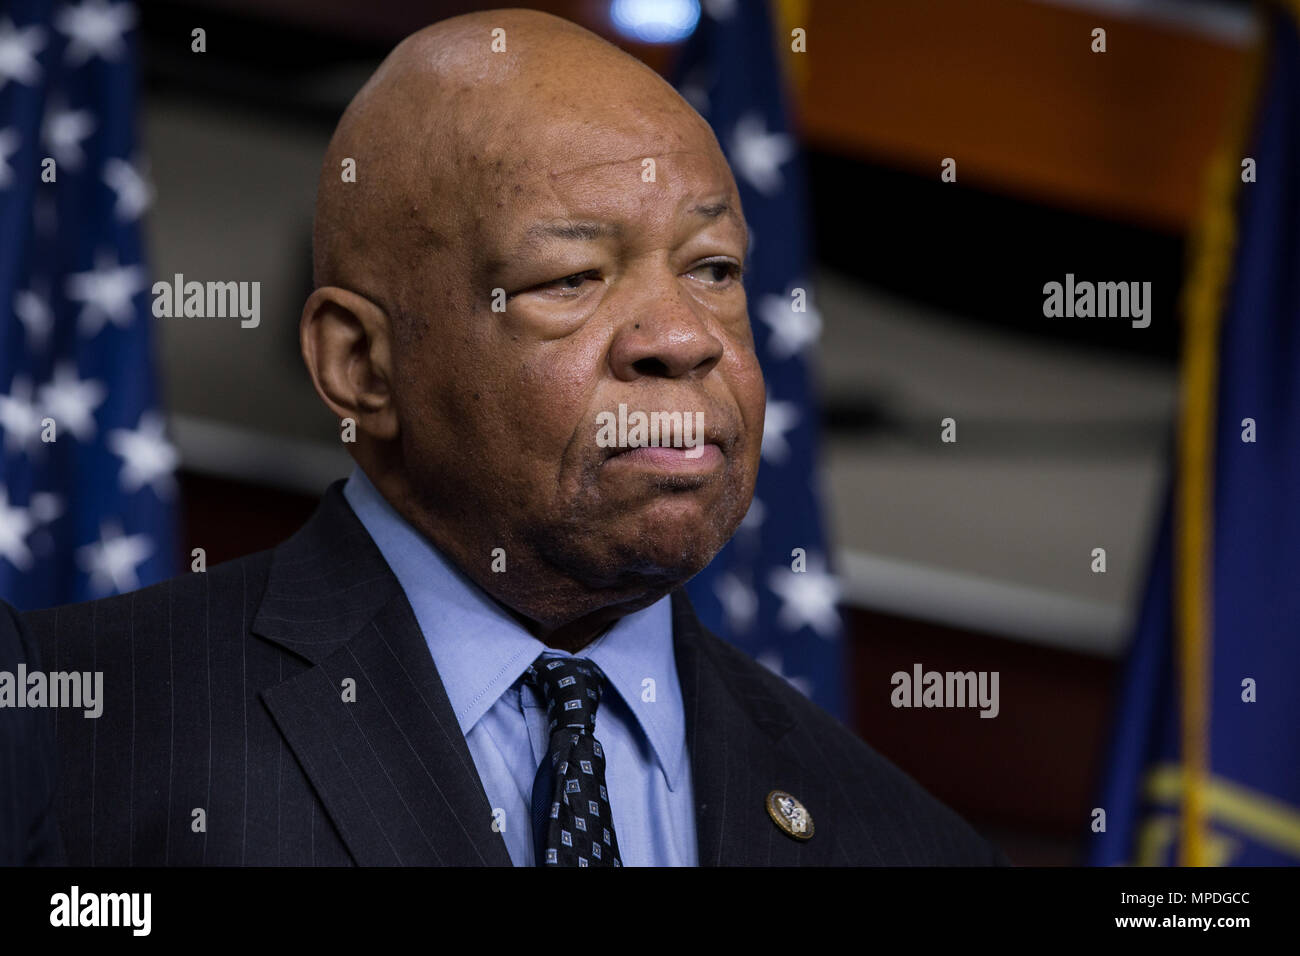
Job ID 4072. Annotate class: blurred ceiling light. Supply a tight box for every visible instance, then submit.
[609,0,701,43]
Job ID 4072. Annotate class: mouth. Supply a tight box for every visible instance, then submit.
[602,442,725,473]
[593,402,738,479]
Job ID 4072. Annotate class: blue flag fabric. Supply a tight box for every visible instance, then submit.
[0,0,177,610]
[673,1,844,717]
[1090,6,1300,866]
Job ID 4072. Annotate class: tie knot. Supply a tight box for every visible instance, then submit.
[526,655,605,736]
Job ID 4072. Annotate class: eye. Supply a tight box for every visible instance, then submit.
[534,269,602,295]
[686,258,743,287]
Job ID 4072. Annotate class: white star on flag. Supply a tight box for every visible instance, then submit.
[715,571,757,633]
[107,411,178,497]
[768,559,841,639]
[0,375,43,455]
[42,101,96,170]
[65,250,147,337]
[0,487,36,571]
[0,127,20,188]
[0,18,44,89]
[761,396,799,464]
[103,156,153,220]
[55,0,136,66]
[15,287,54,351]
[758,288,823,359]
[729,112,793,196]
[757,651,814,698]
[77,521,153,596]
[38,362,106,441]
[29,492,64,525]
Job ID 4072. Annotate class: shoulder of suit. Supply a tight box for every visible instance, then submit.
[22,547,276,660]
[687,623,1008,865]
[684,622,849,739]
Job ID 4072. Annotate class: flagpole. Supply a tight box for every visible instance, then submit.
[1174,0,1273,868]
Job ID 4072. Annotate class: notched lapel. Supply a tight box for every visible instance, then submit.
[253,482,512,867]
[672,590,842,866]
[261,597,512,866]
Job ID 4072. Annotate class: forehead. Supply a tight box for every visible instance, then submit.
[467,105,740,238]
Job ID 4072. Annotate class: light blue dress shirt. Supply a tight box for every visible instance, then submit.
[343,467,698,866]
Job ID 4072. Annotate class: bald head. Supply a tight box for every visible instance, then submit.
[312,8,721,338]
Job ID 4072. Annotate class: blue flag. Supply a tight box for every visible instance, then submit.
[673,1,844,717]
[1090,4,1300,866]
[0,0,177,611]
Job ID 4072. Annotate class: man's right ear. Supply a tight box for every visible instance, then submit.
[299,286,399,442]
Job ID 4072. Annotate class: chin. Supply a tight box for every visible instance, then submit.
[536,483,751,591]
[544,520,728,594]
[616,517,734,581]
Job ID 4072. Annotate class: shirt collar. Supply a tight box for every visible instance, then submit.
[341,466,688,790]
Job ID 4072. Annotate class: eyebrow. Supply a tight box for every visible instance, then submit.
[688,201,736,222]
[524,220,624,242]
[695,201,750,266]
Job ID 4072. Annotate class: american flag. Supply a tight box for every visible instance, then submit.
[674,0,844,717]
[0,0,177,611]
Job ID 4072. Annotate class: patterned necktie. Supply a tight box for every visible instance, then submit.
[526,656,622,867]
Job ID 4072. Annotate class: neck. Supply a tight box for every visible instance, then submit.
[365,462,674,654]
[503,604,620,653]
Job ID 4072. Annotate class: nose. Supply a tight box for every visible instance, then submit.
[607,268,726,381]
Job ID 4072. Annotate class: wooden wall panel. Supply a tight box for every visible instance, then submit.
[795,0,1252,229]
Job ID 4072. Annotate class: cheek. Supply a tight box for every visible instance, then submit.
[508,345,607,461]
[730,349,767,431]
[394,344,507,475]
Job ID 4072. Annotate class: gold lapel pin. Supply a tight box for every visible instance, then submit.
[766,790,814,840]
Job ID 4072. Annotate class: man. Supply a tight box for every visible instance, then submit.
[24,9,1006,866]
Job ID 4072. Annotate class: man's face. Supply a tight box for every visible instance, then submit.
[393,98,765,596]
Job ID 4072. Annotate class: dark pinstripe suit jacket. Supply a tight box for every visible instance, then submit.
[23,482,1006,866]
[1,602,62,865]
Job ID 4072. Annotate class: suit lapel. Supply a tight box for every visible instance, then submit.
[253,482,512,866]
[672,590,841,866]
